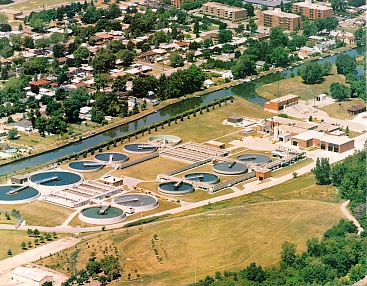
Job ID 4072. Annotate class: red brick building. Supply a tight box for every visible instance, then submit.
[292,0,333,20]
[264,94,299,113]
[292,130,354,153]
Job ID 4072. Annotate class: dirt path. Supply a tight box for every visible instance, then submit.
[340,200,364,235]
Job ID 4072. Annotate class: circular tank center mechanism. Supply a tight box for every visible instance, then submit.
[213,161,248,175]
[237,154,271,164]
[158,181,194,195]
[124,143,157,154]
[68,161,103,172]
[94,152,129,164]
[184,172,220,184]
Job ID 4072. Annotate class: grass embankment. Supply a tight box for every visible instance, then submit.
[257,67,346,102]
[0,201,74,227]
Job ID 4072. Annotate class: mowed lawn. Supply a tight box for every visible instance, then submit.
[256,70,346,101]
[0,201,74,227]
[114,200,343,285]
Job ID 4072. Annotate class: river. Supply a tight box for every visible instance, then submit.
[1,46,365,174]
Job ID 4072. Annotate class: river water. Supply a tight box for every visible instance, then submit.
[1,47,365,174]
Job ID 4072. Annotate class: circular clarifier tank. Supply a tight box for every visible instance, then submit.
[29,171,83,191]
[184,173,219,184]
[213,162,248,175]
[0,185,40,204]
[123,143,157,154]
[79,206,126,225]
[237,154,271,164]
[94,152,129,164]
[68,161,103,172]
[114,193,158,212]
[148,135,181,146]
[158,181,194,196]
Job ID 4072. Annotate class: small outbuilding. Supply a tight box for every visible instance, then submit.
[227,116,243,124]
[347,105,366,115]
[315,93,327,101]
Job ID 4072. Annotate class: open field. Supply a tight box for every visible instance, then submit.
[256,69,346,101]
[38,200,344,285]
[0,201,74,227]
[319,97,366,120]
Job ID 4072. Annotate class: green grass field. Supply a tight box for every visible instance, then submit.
[319,97,366,120]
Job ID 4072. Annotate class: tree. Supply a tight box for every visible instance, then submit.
[112,76,127,92]
[169,52,184,68]
[269,26,288,49]
[92,48,116,74]
[281,241,297,267]
[116,49,135,67]
[269,46,290,68]
[312,157,331,185]
[73,46,89,67]
[330,82,351,101]
[246,18,257,34]
[7,128,18,140]
[324,17,338,33]
[244,3,255,16]
[21,242,26,249]
[335,54,356,75]
[299,62,324,84]
[35,38,51,50]
[187,51,195,63]
[231,56,256,79]
[24,36,35,49]
[218,29,232,44]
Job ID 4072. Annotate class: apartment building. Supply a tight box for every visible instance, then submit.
[293,0,333,20]
[202,2,247,21]
[259,8,302,31]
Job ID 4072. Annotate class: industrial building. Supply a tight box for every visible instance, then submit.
[12,267,53,286]
[202,2,247,21]
[292,130,354,153]
[264,94,299,113]
[259,8,302,31]
[292,0,333,20]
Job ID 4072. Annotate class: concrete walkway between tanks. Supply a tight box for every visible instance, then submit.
[340,200,364,235]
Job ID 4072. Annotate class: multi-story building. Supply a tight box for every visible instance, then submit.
[293,0,333,20]
[202,2,247,21]
[259,8,302,31]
